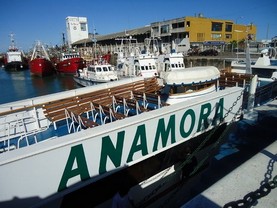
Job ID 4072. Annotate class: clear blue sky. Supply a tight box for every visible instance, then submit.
[1,0,276,52]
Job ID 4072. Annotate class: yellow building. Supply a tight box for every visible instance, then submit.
[185,16,256,44]
[150,15,256,47]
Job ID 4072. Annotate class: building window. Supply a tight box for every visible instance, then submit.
[172,22,184,29]
[161,25,169,34]
[197,33,205,42]
[186,21,190,27]
[225,24,232,32]
[80,23,86,31]
[225,34,232,39]
[211,33,222,39]
[211,22,223,31]
[152,26,159,33]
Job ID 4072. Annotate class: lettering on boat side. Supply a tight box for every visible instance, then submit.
[58,98,224,191]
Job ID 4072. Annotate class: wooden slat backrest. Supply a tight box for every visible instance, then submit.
[42,97,79,122]
[42,77,161,124]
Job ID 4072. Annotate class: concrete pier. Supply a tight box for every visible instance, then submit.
[181,141,276,208]
[181,99,277,208]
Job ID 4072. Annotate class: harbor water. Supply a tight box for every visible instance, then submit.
[0,67,81,105]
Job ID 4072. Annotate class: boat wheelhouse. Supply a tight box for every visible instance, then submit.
[116,37,159,78]
[156,51,186,72]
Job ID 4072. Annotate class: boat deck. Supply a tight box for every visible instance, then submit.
[0,77,165,153]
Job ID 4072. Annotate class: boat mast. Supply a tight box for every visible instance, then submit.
[93,28,97,61]
[9,33,17,51]
[245,28,252,75]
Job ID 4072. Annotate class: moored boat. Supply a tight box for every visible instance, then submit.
[29,41,56,77]
[55,51,86,75]
[4,34,28,71]
[116,37,159,78]
[74,59,118,87]
[231,47,277,82]
[0,70,245,207]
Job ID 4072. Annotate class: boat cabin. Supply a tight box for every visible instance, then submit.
[157,52,185,73]
[61,52,81,61]
[81,63,118,82]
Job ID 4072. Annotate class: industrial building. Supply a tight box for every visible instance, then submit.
[69,14,256,57]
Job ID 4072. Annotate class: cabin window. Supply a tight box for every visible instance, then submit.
[141,66,145,70]
[149,65,152,70]
[152,65,156,69]
[171,64,175,68]
[145,66,149,70]
[103,67,108,71]
[169,82,215,95]
[117,63,123,70]
[165,63,169,72]
[108,66,112,71]
[96,67,102,72]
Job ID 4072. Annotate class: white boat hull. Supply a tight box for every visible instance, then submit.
[0,77,243,207]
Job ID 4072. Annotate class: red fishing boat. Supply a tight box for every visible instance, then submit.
[29,41,56,77]
[55,51,86,74]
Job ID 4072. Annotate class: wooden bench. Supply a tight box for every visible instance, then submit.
[101,104,126,120]
[132,90,168,109]
[65,108,98,133]
[43,97,98,129]
[42,77,162,129]
[113,96,148,116]
[42,97,79,129]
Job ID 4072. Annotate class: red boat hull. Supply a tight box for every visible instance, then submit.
[29,58,56,77]
[55,57,85,74]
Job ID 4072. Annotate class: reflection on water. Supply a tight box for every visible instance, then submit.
[0,68,81,104]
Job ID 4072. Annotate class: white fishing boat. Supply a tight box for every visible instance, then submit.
[116,37,159,78]
[73,59,118,86]
[0,67,245,208]
[231,47,277,82]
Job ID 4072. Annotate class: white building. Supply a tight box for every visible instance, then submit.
[66,16,89,47]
